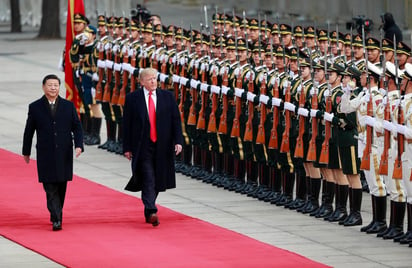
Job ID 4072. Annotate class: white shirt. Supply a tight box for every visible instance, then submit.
[143,88,157,114]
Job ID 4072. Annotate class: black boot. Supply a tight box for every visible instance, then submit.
[268,168,282,203]
[87,117,102,145]
[326,184,348,222]
[399,203,412,244]
[366,196,388,234]
[107,121,117,152]
[304,178,321,214]
[344,188,363,226]
[340,187,353,225]
[312,179,326,216]
[80,113,90,144]
[382,201,405,240]
[114,122,123,154]
[316,181,334,218]
[289,172,306,210]
[181,144,193,175]
[297,176,311,213]
[276,172,294,206]
[361,195,376,232]
[98,119,112,150]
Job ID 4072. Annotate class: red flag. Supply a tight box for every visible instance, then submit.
[64,0,85,114]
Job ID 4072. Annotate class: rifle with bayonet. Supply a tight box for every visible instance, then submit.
[306,46,318,161]
[102,14,114,103]
[294,32,307,158]
[319,22,332,164]
[378,29,389,175]
[95,12,105,102]
[256,72,267,144]
[360,24,372,170]
[118,13,130,106]
[392,36,404,179]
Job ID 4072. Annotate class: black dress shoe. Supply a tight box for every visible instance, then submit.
[146,213,159,227]
[52,221,62,231]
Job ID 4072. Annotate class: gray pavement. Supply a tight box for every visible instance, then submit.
[1,2,412,267]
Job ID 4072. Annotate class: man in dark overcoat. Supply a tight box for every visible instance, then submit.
[22,74,84,231]
[123,67,183,227]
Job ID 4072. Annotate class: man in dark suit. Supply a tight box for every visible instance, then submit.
[123,67,183,227]
[22,74,84,231]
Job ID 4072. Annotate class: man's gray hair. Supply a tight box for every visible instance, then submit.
[139,67,158,81]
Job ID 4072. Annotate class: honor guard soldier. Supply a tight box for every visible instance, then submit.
[375,61,406,240]
[95,14,115,150]
[366,37,381,64]
[69,13,89,140]
[309,57,334,218]
[80,25,103,146]
[396,41,411,70]
[98,15,118,152]
[382,38,395,63]
[397,63,412,245]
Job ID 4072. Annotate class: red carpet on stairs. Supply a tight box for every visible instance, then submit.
[0,148,329,267]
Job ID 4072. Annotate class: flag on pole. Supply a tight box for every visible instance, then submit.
[64,0,85,113]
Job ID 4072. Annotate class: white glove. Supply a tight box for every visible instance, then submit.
[284,102,296,112]
[283,80,290,89]
[200,83,209,92]
[121,45,127,55]
[272,97,281,107]
[97,59,106,69]
[234,88,244,98]
[396,124,407,135]
[310,88,317,96]
[75,69,80,78]
[200,62,208,71]
[159,73,168,83]
[296,84,302,93]
[364,115,376,127]
[105,60,114,69]
[323,89,330,97]
[247,92,256,102]
[211,85,221,94]
[180,57,187,66]
[104,43,111,51]
[112,44,120,53]
[128,48,135,56]
[259,94,269,105]
[298,107,309,117]
[113,63,122,72]
[128,66,136,74]
[171,55,177,65]
[92,72,99,82]
[310,109,319,118]
[79,33,88,45]
[383,120,396,133]
[221,86,230,95]
[172,74,180,84]
[122,63,131,73]
[190,79,200,89]
[324,112,334,122]
[180,77,189,86]
[361,91,370,103]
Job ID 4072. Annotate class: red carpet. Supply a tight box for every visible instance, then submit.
[0,148,328,267]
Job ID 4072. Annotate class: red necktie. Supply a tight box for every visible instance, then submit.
[148,91,157,142]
